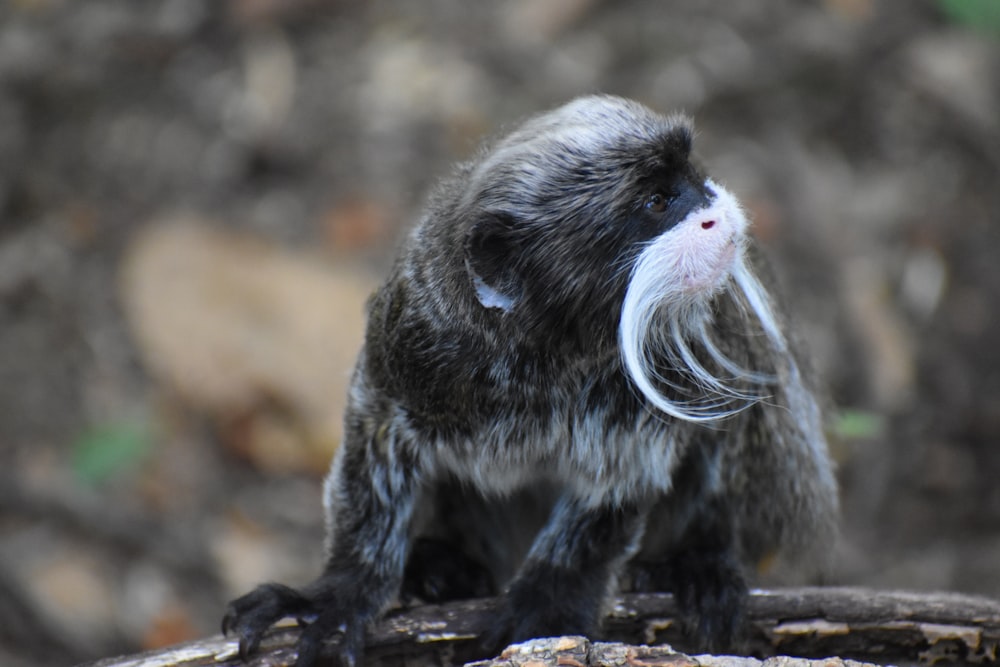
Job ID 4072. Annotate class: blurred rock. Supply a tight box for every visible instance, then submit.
[503,0,599,44]
[900,245,947,322]
[359,33,486,133]
[233,26,297,142]
[26,550,118,654]
[321,196,393,255]
[906,31,1000,133]
[210,509,319,597]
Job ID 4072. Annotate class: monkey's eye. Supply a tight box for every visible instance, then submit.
[644,193,669,213]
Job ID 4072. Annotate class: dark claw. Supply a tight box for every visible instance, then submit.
[221,581,367,667]
[237,635,257,662]
[295,610,363,667]
[222,582,317,662]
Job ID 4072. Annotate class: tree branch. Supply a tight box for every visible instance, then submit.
[78,587,1000,667]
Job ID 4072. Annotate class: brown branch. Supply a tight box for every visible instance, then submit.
[78,587,1000,667]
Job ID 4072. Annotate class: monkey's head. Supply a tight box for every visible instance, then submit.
[457,95,784,421]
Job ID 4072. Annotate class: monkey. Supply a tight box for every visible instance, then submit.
[222,95,839,667]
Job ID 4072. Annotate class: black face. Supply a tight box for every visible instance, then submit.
[464,128,715,349]
[625,161,715,250]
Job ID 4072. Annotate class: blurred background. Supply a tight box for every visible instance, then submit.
[1,0,999,664]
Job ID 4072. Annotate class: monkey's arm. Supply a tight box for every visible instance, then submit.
[222,429,418,667]
[485,495,646,650]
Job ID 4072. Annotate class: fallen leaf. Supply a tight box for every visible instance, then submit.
[120,218,378,472]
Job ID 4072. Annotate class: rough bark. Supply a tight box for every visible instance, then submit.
[78,587,1000,667]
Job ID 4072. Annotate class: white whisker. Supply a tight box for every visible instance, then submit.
[696,321,776,386]
[619,208,786,422]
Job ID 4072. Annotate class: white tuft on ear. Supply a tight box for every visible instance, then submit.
[618,183,786,422]
[467,260,517,312]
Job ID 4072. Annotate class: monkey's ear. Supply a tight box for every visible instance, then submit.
[465,213,524,312]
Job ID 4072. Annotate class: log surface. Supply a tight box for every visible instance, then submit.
[77,587,1000,667]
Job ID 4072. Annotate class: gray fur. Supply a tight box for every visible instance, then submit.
[224,95,839,666]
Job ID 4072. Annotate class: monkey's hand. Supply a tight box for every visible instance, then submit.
[222,581,365,667]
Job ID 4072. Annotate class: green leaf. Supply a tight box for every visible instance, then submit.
[833,409,885,440]
[72,420,151,484]
[939,0,1000,36]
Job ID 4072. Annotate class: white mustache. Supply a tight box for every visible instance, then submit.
[618,184,787,422]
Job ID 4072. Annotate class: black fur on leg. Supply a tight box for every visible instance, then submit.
[628,499,748,653]
[672,545,748,652]
[481,563,607,654]
[629,547,747,652]
[481,498,646,656]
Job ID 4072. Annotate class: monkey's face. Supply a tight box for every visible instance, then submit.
[463,99,739,331]
[623,178,748,319]
[619,179,776,421]
[461,96,781,419]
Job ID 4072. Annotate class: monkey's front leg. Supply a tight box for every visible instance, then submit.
[222,443,417,667]
[486,495,646,650]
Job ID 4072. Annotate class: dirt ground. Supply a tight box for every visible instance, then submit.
[1,1,999,665]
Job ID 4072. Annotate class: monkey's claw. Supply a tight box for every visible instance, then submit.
[293,609,365,667]
[222,582,365,667]
[222,583,316,660]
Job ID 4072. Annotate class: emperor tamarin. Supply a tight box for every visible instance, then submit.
[222,95,839,667]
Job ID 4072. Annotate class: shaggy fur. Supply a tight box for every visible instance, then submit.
[222,95,839,667]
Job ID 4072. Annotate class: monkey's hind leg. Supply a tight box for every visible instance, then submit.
[483,496,646,653]
[629,498,748,653]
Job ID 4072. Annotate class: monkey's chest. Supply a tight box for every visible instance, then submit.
[430,405,688,506]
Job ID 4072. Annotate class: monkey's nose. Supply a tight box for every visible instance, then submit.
[701,219,716,230]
